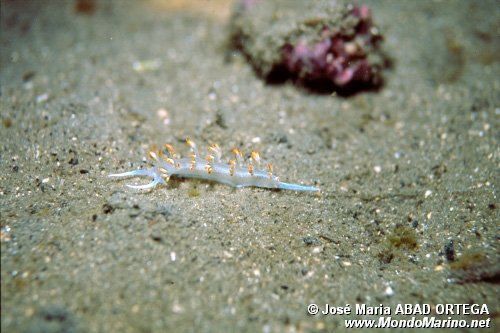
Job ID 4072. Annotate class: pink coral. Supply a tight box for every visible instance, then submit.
[230,1,389,93]
[281,4,384,91]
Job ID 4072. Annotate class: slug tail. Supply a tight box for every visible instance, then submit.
[278,182,320,192]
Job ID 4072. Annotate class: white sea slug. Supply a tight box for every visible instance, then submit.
[109,139,319,192]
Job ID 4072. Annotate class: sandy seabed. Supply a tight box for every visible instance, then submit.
[1,1,498,332]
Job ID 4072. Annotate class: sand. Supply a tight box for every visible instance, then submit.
[1,0,498,332]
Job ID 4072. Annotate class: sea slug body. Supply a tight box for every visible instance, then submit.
[109,140,319,192]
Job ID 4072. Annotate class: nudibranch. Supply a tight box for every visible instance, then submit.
[109,139,319,192]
